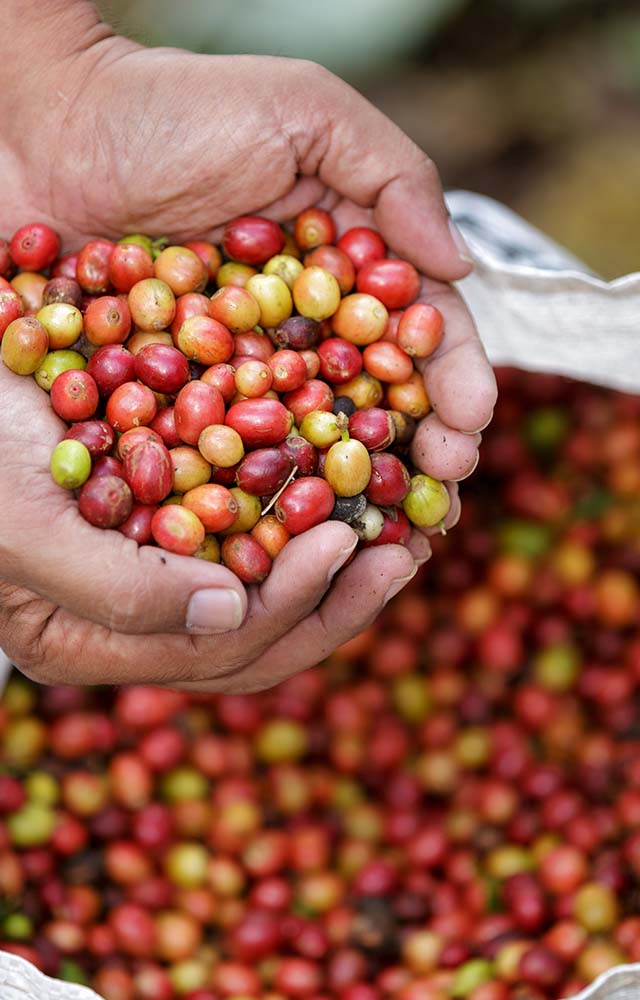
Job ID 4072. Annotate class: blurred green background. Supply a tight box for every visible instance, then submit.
[100,0,640,279]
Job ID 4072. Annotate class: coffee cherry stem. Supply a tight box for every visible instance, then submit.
[260,464,299,516]
[335,411,350,437]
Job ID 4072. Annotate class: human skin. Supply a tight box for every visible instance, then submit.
[0,0,496,691]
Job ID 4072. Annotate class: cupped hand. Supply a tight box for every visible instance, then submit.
[0,14,496,689]
[0,361,418,690]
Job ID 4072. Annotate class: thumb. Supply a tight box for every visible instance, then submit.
[294,66,472,280]
[9,507,248,636]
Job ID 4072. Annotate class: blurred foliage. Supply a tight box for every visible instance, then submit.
[362,0,640,278]
[101,0,639,278]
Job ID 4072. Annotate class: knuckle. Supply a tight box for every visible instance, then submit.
[10,647,65,687]
[295,58,335,86]
[419,153,441,184]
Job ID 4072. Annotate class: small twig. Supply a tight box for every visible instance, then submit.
[261,465,298,516]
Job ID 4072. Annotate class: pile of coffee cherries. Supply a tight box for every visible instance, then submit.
[1,369,640,1000]
[0,214,451,582]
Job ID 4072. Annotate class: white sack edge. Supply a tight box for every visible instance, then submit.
[447,190,640,394]
[2,949,640,1000]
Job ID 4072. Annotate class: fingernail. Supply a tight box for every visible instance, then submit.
[186,588,244,634]
[451,451,480,482]
[448,219,474,265]
[415,553,431,567]
[383,567,418,607]
[412,538,432,566]
[463,414,494,434]
[327,538,359,584]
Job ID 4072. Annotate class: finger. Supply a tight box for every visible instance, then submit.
[290,69,472,281]
[176,544,417,693]
[416,280,497,434]
[406,530,432,566]
[18,505,250,637]
[0,369,248,638]
[411,412,481,482]
[0,522,359,687]
[217,520,359,669]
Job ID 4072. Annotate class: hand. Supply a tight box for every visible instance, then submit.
[0,5,496,690]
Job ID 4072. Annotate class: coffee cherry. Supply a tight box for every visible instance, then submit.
[317,338,363,384]
[134,344,190,395]
[184,239,222,280]
[118,503,158,545]
[330,494,368,525]
[226,398,292,449]
[182,484,239,533]
[86,345,136,398]
[221,534,272,584]
[0,288,24,340]
[275,478,335,534]
[299,411,342,449]
[304,245,355,294]
[76,239,115,293]
[397,302,444,358]
[273,315,322,351]
[263,253,305,288]
[332,293,388,346]
[174,382,225,445]
[349,409,396,452]
[78,474,133,528]
[154,246,208,296]
[365,454,411,506]
[293,267,341,321]
[42,276,83,309]
[128,278,176,332]
[123,439,174,505]
[176,315,233,366]
[268,350,308,393]
[352,503,385,541]
[386,371,430,419]
[1,316,49,374]
[84,296,132,346]
[356,259,420,310]
[403,474,450,527]
[284,380,334,426]
[36,303,83,349]
[50,370,99,422]
[246,273,293,328]
[223,216,284,265]
[279,435,318,476]
[151,505,205,556]
[50,439,92,490]
[65,420,116,458]
[362,341,414,384]
[324,440,372,497]
[239,450,294,497]
[10,222,60,271]
[106,381,158,432]
[198,425,244,468]
[337,227,386,269]
[35,350,86,393]
[108,243,154,293]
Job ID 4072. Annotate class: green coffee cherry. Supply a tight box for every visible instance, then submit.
[35,349,86,392]
[50,439,92,490]
[403,473,450,527]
